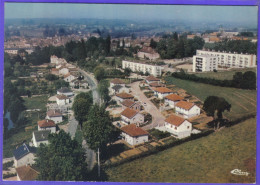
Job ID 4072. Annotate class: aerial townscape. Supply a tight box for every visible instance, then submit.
[2,3,257,183]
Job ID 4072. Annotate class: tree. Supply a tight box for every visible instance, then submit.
[150,39,157,49]
[72,92,93,129]
[203,96,231,130]
[241,71,256,90]
[98,80,110,104]
[124,68,131,77]
[34,130,88,181]
[83,104,119,153]
[94,66,105,81]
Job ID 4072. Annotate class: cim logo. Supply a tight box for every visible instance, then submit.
[230,169,250,176]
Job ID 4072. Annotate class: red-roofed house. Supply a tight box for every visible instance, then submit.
[164,114,192,139]
[145,76,160,84]
[137,46,160,60]
[175,101,200,118]
[46,109,63,123]
[64,73,77,82]
[165,94,184,108]
[110,78,125,88]
[16,165,39,181]
[153,87,174,99]
[51,68,59,75]
[121,124,149,145]
[37,119,56,133]
[121,108,144,126]
[121,100,141,111]
[56,94,70,106]
[115,92,134,103]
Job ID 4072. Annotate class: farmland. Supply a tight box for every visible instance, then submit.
[106,118,256,183]
[194,68,256,80]
[164,76,257,120]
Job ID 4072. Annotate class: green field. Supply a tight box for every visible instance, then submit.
[106,118,256,183]
[165,77,256,120]
[195,68,256,80]
[23,95,48,111]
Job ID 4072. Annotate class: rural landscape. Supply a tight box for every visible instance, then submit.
[2,3,257,183]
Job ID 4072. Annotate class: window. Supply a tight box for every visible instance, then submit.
[187,126,190,129]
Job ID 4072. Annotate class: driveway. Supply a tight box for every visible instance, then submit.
[130,81,165,130]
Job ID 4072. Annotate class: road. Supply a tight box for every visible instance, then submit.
[130,81,165,130]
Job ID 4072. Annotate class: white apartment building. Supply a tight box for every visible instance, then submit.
[196,50,256,68]
[122,60,163,77]
[193,55,218,72]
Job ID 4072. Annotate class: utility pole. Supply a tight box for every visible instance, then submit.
[97,148,100,178]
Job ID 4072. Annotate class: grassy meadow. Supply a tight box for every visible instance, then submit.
[194,68,256,80]
[106,118,256,183]
[164,76,257,120]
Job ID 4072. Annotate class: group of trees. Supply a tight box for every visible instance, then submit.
[204,39,257,55]
[155,33,205,59]
[172,70,256,90]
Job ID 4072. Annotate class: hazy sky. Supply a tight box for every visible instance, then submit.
[5,3,258,24]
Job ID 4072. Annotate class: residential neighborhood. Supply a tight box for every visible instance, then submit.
[2,3,257,184]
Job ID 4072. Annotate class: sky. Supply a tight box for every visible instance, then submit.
[4,3,258,25]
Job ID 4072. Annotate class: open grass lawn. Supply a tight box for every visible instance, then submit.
[106,118,256,183]
[194,68,256,80]
[23,95,48,111]
[165,77,256,120]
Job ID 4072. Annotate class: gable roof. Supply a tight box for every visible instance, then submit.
[16,165,39,181]
[121,124,148,137]
[33,130,51,142]
[154,87,173,94]
[111,78,125,84]
[176,101,195,110]
[139,46,158,54]
[149,82,163,87]
[56,94,69,100]
[121,108,138,119]
[146,76,160,82]
[165,114,186,127]
[38,119,56,128]
[165,94,184,102]
[112,84,123,91]
[116,92,134,99]
[121,99,135,108]
[57,87,72,93]
[13,143,36,160]
[64,73,73,78]
[46,109,62,117]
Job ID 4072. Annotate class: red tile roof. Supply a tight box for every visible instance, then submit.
[121,108,138,119]
[46,110,62,117]
[176,101,195,110]
[165,94,184,102]
[154,87,173,93]
[64,73,71,78]
[149,82,163,87]
[139,46,158,54]
[116,92,134,99]
[121,99,135,108]
[16,165,39,181]
[165,114,185,127]
[111,78,125,84]
[38,119,55,128]
[56,94,68,100]
[51,68,59,71]
[121,124,148,137]
[146,76,160,82]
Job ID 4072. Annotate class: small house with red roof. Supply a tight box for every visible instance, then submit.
[115,92,134,103]
[145,76,160,84]
[165,94,184,108]
[120,108,144,126]
[121,124,149,145]
[37,119,56,133]
[46,109,63,123]
[121,99,141,111]
[64,73,77,83]
[56,94,70,106]
[137,46,160,60]
[153,87,174,99]
[164,114,192,139]
[110,78,126,88]
[16,165,39,181]
[175,101,200,118]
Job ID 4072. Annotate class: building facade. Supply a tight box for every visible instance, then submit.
[122,60,163,77]
[196,50,256,68]
[193,55,218,72]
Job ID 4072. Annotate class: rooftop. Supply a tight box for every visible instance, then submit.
[38,119,56,128]
[121,99,135,108]
[16,165,39,181]
[154,87,173,93]
[33,130,51,142]
[121,108,138,119]
[121,124,148,137]
[146,76,160,82]
[56,94,69,100]
[57,87,72,93]
[165,94,184,102]
[13,143,36,160]
[176,101,195,110]
[165,114,185,127]
[46,109,62,117]
[116,92,134,99]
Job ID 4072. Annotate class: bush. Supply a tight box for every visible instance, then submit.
[149,129,171,140]
[3,160,14,170]
[3,173,16,179]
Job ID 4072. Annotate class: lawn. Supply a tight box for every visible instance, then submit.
[23,95,48,111]
[164,76,256,120]
[194,68,256,80]
[105,118,256,183]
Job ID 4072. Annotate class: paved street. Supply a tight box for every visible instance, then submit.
[130,81,165,130]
